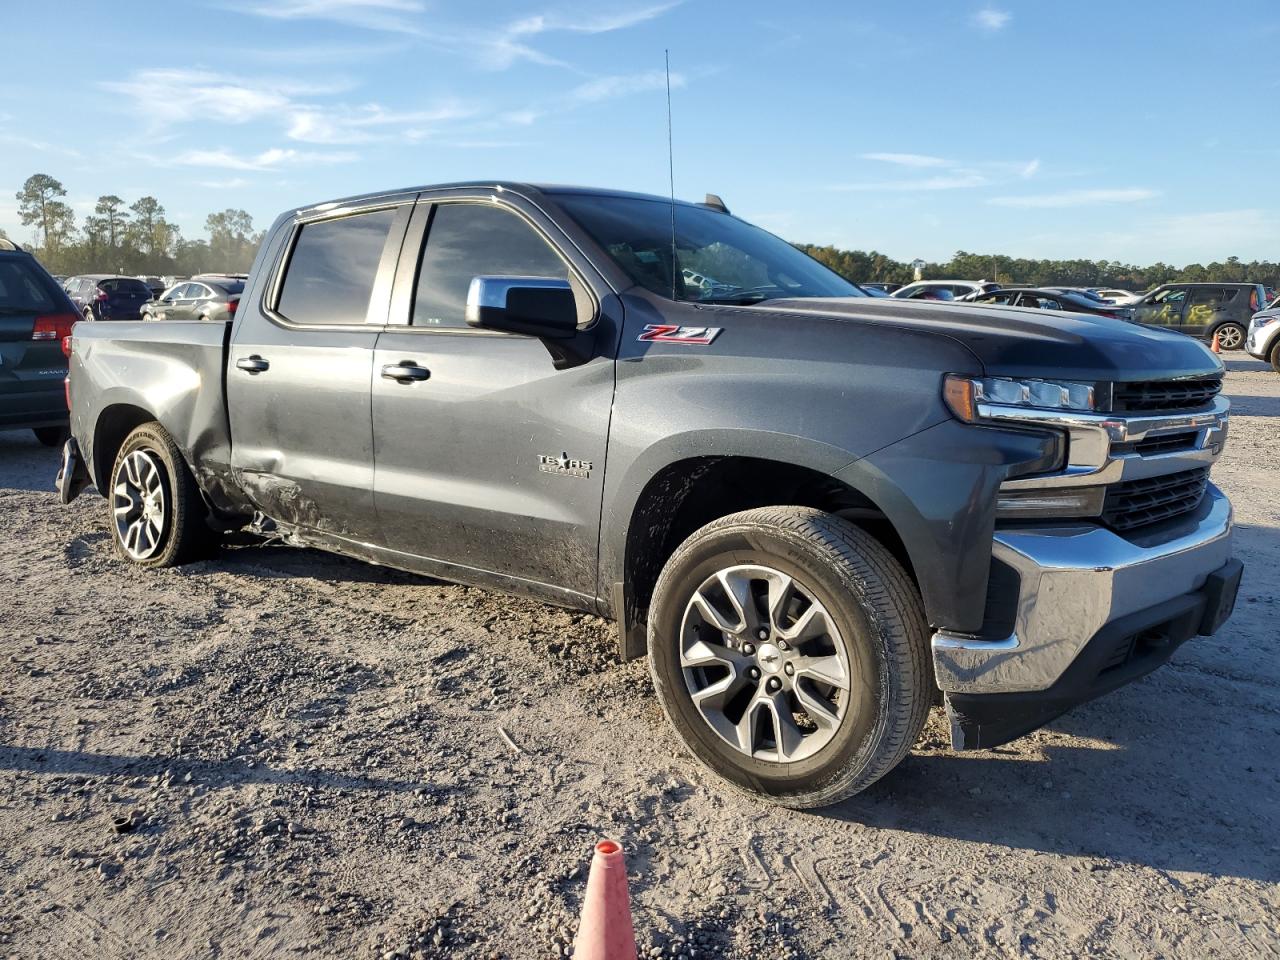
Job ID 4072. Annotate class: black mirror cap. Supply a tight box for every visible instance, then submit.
[465,276,579,339]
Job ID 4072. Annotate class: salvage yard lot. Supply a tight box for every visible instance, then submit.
[1,360,1277,960]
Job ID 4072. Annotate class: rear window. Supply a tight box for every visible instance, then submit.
[214,280,245,295]
[276,209,396,325]
[0,258,59,313]
[100,278,152,296]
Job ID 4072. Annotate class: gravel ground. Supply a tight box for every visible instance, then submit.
[1,358,1277,960]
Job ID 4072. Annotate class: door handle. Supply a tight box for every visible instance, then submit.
[381,361,431,383]
[235,355,270,374]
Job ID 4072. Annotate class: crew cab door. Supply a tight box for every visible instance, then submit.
[370,194,620,604]
[226,196,413,540]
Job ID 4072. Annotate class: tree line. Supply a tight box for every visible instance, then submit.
[795,244,1280,292]
[8,170,1278,290]
[10,173,263,276]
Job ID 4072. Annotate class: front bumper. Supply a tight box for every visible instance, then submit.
[1246,322,1278,360]
[932,485,1239,747]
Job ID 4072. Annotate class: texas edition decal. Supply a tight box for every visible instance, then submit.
[637,324,723,345]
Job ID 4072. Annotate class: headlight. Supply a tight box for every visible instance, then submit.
[943,374,1098,422]
[1251,315,1277,332]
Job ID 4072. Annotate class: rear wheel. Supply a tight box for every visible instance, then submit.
[33,426,68,447]
[647,506,932,808]
[82,307,93,322]
[1214,322,1245,351]
[1271,340,1280,374]
[109,422,214,567]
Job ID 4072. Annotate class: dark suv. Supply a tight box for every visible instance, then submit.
[65,275,154,322]
[1132,282,1266,350]
[0,239,79,444]
[141,276,244,323]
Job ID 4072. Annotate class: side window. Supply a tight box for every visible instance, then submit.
[412,202,569,328]
[276,208,397,326]
[1154,287,1186,304]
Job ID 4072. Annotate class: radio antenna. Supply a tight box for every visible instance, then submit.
[665,48,677,300]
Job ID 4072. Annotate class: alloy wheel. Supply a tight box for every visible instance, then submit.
[679,564,852,763]
[1216,325,1244,350]
[113,449,167,561]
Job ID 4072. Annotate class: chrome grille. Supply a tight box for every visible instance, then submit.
[1102,467,1210,532]
[1111,377,1222,413]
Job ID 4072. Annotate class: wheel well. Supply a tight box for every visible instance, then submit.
[92,404,156,490]
[617,456,917,659]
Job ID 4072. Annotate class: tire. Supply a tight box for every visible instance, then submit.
[108,422,214,567]
[1214,322,1245,351]
[82,308,93,322]
[647,506,932,808]
[1271,340,1280,375]
[33,426,68,447]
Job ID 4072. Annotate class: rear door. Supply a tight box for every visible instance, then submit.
[226,196,413,540]
[1182,287,1233,337]
[370,194,619,601]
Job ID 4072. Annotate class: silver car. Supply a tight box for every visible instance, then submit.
[1246,296,1280,371]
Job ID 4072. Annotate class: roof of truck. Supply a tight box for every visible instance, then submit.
[296,182,712,216]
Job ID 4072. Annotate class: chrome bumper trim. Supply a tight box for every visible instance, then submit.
[986,396,1229,492]
[932,484,1233,694]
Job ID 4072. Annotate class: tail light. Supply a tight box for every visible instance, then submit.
[227,298,239,315]
[32,313,78,341]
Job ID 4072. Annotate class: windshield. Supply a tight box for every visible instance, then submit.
[556,195,863,304]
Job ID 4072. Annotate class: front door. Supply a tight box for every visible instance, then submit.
[227,199,411,541]
[371,197,618,602]
[1134,286,1187,330]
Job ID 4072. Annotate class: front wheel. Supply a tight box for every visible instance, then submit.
[1270,340,1280,374]
[647,506,932,808]
[109,422,214,567]
[1214,322,1245,351]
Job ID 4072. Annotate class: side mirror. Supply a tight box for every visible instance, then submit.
[465,276,579,339]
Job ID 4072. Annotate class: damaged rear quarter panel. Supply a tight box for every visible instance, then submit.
[71,319,246,514]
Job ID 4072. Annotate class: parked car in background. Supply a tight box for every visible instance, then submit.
[64,275,154,322]
[140,276,243,322]
[1095,288,1144,304]
[1131,282,1267,350]
[137,276,166,299]
[964,287,1134,320]
[1246,298,1280,371]
[0,239,78,445]
[892,279,999,301]
[859,282,902,294]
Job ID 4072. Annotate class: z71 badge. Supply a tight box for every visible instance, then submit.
[637,324,723,345]
[538,452,593,479]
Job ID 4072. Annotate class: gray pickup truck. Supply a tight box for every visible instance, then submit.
[57,182,1242,808]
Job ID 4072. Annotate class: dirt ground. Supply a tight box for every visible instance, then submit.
[1,358,1277,960]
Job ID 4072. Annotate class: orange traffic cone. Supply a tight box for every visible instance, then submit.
[1211,331,1222,354]
[572,840,638,960]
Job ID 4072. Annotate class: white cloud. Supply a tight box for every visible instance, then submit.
[101,69,343,128]
[197,177,252,189]
[172,147,358,171]
[569,69,685,103]
[974,7,1011,31]
[286,101,476,144]
[1020,158,1041,178]
[859,152,949,168]
[989,188,1159,208]
[228,0,426,32]
[830,174,989,192]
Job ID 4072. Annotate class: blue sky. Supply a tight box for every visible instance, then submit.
[2,0,1277,264]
